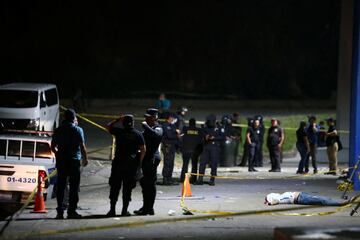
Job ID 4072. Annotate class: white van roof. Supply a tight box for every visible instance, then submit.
[0,134,52,142]
[0,83,57,92]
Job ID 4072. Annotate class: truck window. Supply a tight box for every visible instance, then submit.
[0,140,6,156]
[8,140,20,157]
[0,90,38,108]
[22,141,35,158]
[44,88,58,106]
[36,142,52,158]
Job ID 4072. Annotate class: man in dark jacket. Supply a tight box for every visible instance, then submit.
[195,114,225,186]
[161,113,179,185]
[180,118,203,183]
[106,114,146,217]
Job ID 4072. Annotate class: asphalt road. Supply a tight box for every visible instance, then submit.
[1,106,359,240]
[1,155,359,240]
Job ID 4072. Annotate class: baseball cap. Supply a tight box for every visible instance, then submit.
[326,117,335,123]
[144,108,159,118]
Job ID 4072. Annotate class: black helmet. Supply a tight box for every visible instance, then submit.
[123,114,134,128]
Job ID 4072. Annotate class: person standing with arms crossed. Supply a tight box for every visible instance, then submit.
[51,109,88,219]
[134,108,163,216]
[106,114,146,217]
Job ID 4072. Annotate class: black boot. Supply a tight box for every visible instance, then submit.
[194,176,203,185]
[209,177,215,186]
[121,200,131,217]
[106,201,116,217]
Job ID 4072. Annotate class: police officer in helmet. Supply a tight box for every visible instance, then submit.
[160,112,179,185]
[106,114,146,217]
[195,114,225,186]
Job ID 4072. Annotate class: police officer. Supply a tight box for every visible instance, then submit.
[175,106,188,133]
[254,115,265,167]
[306,116,319,174]
[246,119,261,172]
[51,109,88,219]
[180,118,203,183]
[134,108,163,216]
[267,118,284,172]
[106,114,146,217]
[231,113,242,166]
[161,112,179,185]
[238,118,254,167]
[195,114,225,186]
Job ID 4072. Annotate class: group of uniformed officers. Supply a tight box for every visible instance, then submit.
[52,106,286,218]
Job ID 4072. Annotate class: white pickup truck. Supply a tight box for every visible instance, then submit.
[0,133,56,204]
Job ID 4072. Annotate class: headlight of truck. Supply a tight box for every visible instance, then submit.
[27,118,40,129]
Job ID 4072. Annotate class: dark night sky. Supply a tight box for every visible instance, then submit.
[0,0,340,99]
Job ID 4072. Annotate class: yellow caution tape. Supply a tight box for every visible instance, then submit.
[0,169,58,236]
[69,111,350,133]
[11,203,356,240]
[60,105,108,132]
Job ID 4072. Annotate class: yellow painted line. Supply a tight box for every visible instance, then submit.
[11,204,349,240]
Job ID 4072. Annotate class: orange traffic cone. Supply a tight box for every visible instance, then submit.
[181,173,192,197]
[31,173,48,213]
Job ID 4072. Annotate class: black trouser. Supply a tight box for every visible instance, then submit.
[239,142,249,166]
[198,144,220,181]
[140,157,159,211]
[161,143,176,181]
[255,141,263,167]
[56,161,81,214]
[248,143,260,170]
[180,151,199,182]
[233,140,240,166]
[269,145,281,170]
[109,167,135,212]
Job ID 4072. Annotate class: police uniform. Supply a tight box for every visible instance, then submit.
[254,115,265,167]
[267,125,283,172]
[196,115,225,186]
[175,107,188,133]
[247,125,261,171]
[180,119,203,183]
[161,115,178,185]
[239,118,253,167]
[135,108,163,216]
[107,115,145,216]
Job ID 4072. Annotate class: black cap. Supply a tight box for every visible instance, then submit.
[326,117,335,123]
[122,114,134,128]
[308,115,316,121]
[144,108,159,118]
[64,108,76,122]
